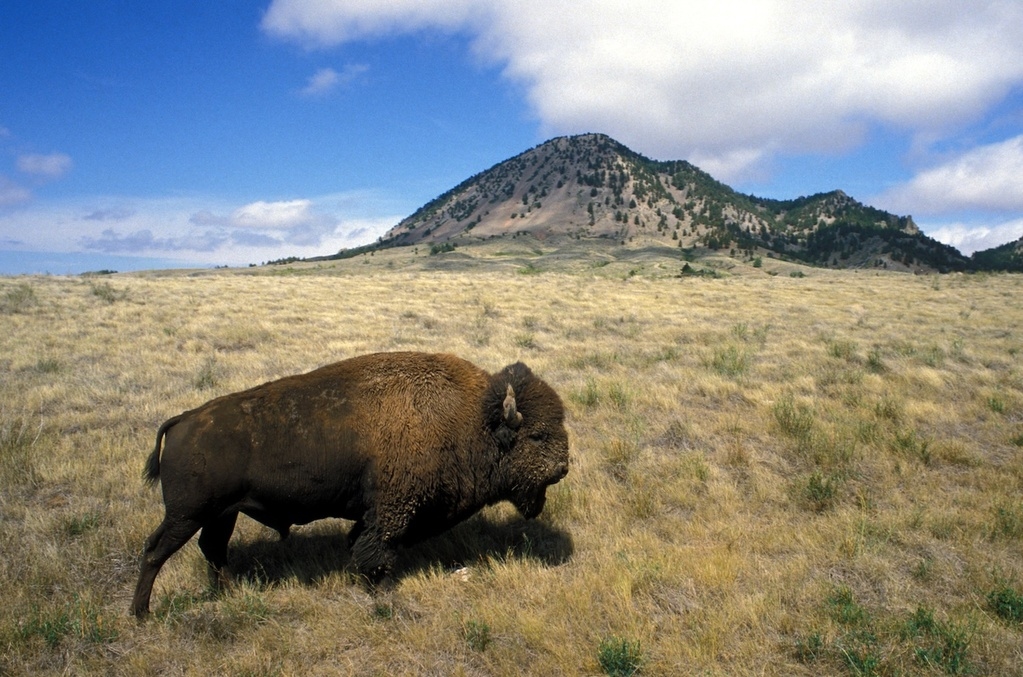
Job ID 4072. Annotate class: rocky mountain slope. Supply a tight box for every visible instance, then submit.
[336,133,1004,273]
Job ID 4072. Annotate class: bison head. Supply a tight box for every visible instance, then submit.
[485,362,570,518]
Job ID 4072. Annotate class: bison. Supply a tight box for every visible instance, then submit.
[131,351,569,617]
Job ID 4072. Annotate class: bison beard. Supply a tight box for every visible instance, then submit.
[130,352,569,618]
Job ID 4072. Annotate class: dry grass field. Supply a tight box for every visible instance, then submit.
[2,246,1022,675]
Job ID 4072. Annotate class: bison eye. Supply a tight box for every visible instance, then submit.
[528,431,548,442]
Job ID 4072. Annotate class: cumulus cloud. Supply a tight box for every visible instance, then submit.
[191,199,341,245]
[17,152,73,180]
[262,0,1023,181]
[230,199,326,229]
[878,135,1023,215]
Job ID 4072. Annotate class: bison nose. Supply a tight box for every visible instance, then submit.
[554,461,569,481]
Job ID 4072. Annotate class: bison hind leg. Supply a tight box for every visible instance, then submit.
[198,512,238,592]
[132,517,203,618]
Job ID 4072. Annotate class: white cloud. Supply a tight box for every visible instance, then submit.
[878,135,1023,214]
[0,176,32,207]
[0,192,403,267]
[300,64,369,97]
[230,199,323,229]
[301,67,341,96]
[17,152,73,179]
[925,218,1023,256]
[262,0,1023,181]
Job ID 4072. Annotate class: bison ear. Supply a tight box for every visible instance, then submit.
[503,384,523,429]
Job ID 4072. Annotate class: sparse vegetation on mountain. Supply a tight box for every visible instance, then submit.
[323,134,1009,274]
[971,236,1023,272]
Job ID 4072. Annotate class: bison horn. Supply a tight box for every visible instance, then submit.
[503,384,522,429]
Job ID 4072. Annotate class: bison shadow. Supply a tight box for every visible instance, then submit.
[226,515,574,588]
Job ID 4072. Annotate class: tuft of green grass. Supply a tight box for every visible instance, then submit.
[62,512,102,538]
[986,395,1006,414]
[873,393,903,422]
[866,346,886,372]
[773,395,815,439]
[608,381,630,410]
[987,584,1023,623]
[827,339,858,361]
[891,429,930,465]
[513,332,537,349]
[991,503,1023,540]
[14,595,117,649]
[193,356,221,391]
[827,586,868,626]
[913,617,974,675]
[794,631,824,663]
[153,592,205,622]
[571,379,601,407]
[462,619,491,652]
[35,357,61,374]
[802,471,843,512]
[517,262,541,275]
[711,344,750,378]
[597,636,643,676]
[900,606,936,639]
[90,281,126,303]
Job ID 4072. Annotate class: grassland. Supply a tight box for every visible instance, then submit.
[2,246,1022,675]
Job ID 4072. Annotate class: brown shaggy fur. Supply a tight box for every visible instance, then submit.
[131,352,569,617]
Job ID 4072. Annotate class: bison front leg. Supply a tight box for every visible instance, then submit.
[348,508,404,584]
[198,512,238,592]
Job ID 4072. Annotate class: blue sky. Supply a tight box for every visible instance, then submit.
[2,1,1023,273]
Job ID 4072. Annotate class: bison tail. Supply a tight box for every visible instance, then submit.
[144,414,183,486]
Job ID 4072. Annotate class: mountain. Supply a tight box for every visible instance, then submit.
[971,236,1023,272]
[341,134,984,273]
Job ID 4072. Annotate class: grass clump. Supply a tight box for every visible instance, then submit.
[571,379,601,407]
[62,512,102,538]
[912,616,974,675]
[193,356,221,391]
[806,589,976,675]
[0,410,41,486]
[773,395,816,440]
[462,619,491,652]
[801,471,843,512]
[597,635,643,676]
[2,282,37,313]
[90,281,126,303]
[710,344,750,378]
[987,584,1023,623]
[990,502,1023,540]
[14,595,117,649]
[513,332,537,349]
